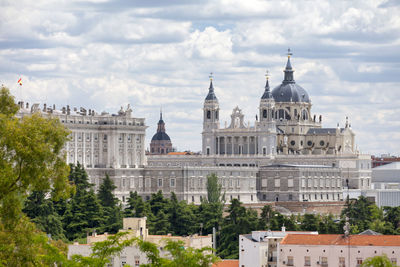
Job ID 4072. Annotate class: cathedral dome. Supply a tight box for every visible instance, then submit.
[151,131,171,141]
[272,51,310,103]
[272,83,310,103]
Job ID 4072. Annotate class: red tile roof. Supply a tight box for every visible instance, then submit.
[281,234,400,247]
[212,259,239,267]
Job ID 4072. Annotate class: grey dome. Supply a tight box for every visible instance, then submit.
[151,132,171,141]
[272,83,310,103]
[271,55,310,103]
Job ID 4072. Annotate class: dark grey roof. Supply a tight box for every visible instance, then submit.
[271,56,310,103]
[261,79,273,99]
[272,83,310,103]
[205,80,218,101]
[151,132,171,141]
[306,128,344,135]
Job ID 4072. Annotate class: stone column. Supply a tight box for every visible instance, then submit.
[89,136,93,164]
[124,133,128,167]
[82,132,86,167]
[224,136,227,156]
[231,136,234,155]
[133,134,137,167]
[247,136,250,156]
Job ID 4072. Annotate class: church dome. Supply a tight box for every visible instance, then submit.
[272,51,310,103]
[272,83,310,103]
[151,131,171,141]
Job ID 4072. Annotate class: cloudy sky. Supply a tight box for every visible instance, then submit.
[1,0,399,155]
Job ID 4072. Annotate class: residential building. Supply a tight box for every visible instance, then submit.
[239,228,318,267]
[68,217,212,267]
[279,234,400,266]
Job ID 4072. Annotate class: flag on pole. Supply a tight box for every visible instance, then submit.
[17,78,22,86]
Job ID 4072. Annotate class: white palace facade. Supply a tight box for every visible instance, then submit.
[16,52,371,204]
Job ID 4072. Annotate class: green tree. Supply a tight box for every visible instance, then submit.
[218,199,258,259]
[136,238,219,267]
[124,191,148,218]
[168,192,198,236]
[0,86,73,265]
[342,196,383,233]
[23,191,66,240]
[206,173,224,203]
[71,231,136,267]
[63,164,104,240]
[361,254,396,267]
[148,191,170,234]
[98,174,118,208]
[300,214,320,231]
[98,175,122,234]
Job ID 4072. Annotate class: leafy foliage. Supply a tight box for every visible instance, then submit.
[361,254,396,267]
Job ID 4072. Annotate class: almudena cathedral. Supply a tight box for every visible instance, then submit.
[16,53,372,204]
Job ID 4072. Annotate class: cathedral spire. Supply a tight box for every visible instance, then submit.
[283,48,295,84]
[205,72,218,101]
[261,70,273,99]
[160,106,163,121]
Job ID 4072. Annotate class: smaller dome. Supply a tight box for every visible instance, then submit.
[151,132,171,141]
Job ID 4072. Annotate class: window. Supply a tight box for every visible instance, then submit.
[207,110,211,119]
[103,134,107,141]
[191,196,194,202]
[262,179,268,187]
[391,258,397,265]
[321,256,328,266]
[339,257,345,267]
[274,179,280,187]
[263,109,267,118]
[287,256,294,266]
[158,178,163,187]
[215,110,219,119]
[170,178,175,187]
[251,195,253,201]
[122,178,126,187]
[288,194,292,201]
[304,256,311,266]
[135,259,140,267]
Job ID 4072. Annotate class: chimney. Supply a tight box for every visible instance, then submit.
[43,103,47,112]
[281,225,286,233]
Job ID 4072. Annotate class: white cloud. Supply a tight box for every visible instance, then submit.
[1,0,399,155]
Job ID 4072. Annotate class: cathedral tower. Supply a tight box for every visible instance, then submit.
[202,73,220,155]
[257,71,277,155]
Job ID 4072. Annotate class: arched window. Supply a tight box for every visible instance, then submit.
[263,109,267,118]
[285,111,291,120]
[207,110,211,119]
[215,110,219,120]
[302,109,308,120]
[278,109,285,119]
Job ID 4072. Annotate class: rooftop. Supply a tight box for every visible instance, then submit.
[212,260,239,267]
[281,234,400,246]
